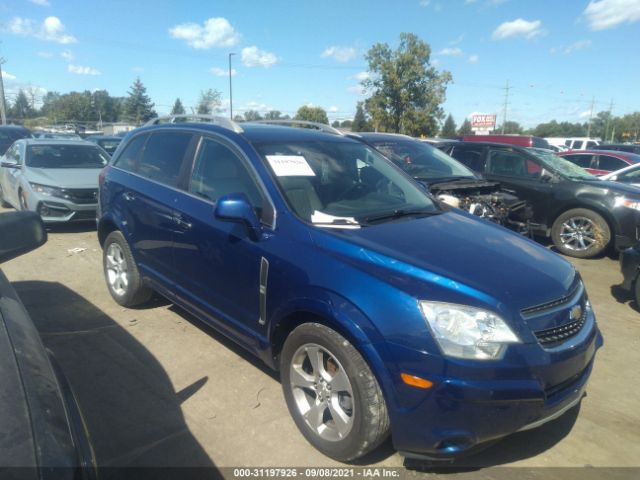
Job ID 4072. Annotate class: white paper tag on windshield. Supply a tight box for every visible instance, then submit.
[266,155,316,177]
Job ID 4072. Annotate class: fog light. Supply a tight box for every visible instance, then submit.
[39,205,50,216]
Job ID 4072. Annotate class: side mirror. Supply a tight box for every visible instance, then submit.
[0,211,47,263]
[1,160,21,169]
[214,193,262,238]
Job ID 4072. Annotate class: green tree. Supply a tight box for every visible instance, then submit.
[9,90,35,120]
[196,89,221,115]
[243,110,263,121]
[340,119,353,128]
[351,102,370,132]
[331,120,340,128]
[458,118,472,135]
[440,113,457,138]
[264,110,283,120]
[494,121,523,134]
[295,105,329,124]
[171,98,186,115]
[124,78,156,124]
[363,32,452,136]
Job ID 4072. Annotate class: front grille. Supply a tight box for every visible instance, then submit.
[534,309,587,348]
[521,282,580,317]
[61,188,98,204]
[72,209,97,220]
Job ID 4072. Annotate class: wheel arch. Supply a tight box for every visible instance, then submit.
[550,202,617,239]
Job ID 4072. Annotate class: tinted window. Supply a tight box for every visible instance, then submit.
[488,150,540,179]
[532,137,551,149]
[598,155,628,171]
[449,146,487,173]
[586,141,598,149]
[564,154,594,168]
[138,132,192,187]
[98,139,121,155]
[26,144,109,169]
[115,134,147,172]
[572,140,583,149]
[564,140,572,147]
[189,139,264,210]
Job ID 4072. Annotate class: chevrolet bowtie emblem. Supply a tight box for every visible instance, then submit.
[570,304,583,321]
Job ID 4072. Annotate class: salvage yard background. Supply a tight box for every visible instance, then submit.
[1,207,639,470]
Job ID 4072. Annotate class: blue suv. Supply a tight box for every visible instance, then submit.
[97,116,602,462]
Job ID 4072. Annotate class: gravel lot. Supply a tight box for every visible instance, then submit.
[2,206,639,475]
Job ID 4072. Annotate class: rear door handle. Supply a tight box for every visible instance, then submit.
[123,192,136,201]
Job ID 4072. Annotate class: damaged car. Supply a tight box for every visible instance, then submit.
[349,132,532,234]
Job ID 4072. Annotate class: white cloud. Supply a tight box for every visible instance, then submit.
[351,71,370,82]
[37,51,53,58]
[492,18,544,40]
[582,0,640,30]
[211,67,236,77]
[1,71,17,81]
[241,46,277,68]
[321,46,357,63]
[40,16,76,43]
[468,54,480,64]
[564,39,592,54]
[580,110,592,119]
[5,16,76,44]
[60,49,74,62]
[68,64,101,75]
[29,0,50,5]
[169,17,240,49]
[328,106,339,113]
[437,47,463,56]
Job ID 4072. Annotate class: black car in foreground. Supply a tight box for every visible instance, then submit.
[0,211,95,478]
[440,141,640,258]
[350,133,532,234]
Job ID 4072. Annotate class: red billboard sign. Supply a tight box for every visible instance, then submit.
[471,114,497,130]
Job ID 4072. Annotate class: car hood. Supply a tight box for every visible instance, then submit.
[25,168,100,189]
[313,210,576,312]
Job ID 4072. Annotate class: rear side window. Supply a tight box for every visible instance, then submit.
[598,155,628,172]
[138,132,193,187]
[449,146,486,172]
[572,140,584,149]
[564,154,594,168]
[115,134,147,172]
[586,141,597,149]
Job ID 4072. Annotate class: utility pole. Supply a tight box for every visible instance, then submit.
[0,57,7,125]
[501,79,511,134]
[228,52,235,120]
[604,99,614,142]
[586,96,595,138]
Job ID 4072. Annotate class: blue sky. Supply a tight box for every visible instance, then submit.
[1,0,639,128]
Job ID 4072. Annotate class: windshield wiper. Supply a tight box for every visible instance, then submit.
[363,208,441,224]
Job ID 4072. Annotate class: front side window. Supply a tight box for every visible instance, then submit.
[114,134,147,172]
[189,138,264,212]
[253,140,437,225]
[26,144,109,169]
[138,132,193,187]
[488,150,540,179]
[449,146,487,173]
[573,140,584,149]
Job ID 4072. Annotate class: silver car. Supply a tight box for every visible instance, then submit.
[0,139,109,223]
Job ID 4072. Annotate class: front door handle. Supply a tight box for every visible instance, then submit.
[173,214,192,230]
[123,192,136,201]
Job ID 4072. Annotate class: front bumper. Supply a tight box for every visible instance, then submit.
[619,245,640,291]
[35,199,97,223]
[385,314,602,460]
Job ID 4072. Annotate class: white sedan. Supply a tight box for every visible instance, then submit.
[600,163,640,187]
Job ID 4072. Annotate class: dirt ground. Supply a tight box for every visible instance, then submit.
[1,207,639,476]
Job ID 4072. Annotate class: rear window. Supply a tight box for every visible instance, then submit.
[532,137,551,149]
[138,132,193,187]
[26,144,109,169]
[598,155,628,172]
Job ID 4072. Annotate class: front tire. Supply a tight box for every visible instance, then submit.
[551,208,610,258]
[103,230,152,307]
[280,323,390,462]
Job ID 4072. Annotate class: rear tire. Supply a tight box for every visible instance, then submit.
[280,323,390,462]
[551,208,610,259]
[103,230,152,307]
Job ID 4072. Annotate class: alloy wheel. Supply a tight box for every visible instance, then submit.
[105,242,129,296]
[289,343,355,441]
[559,216,596,251]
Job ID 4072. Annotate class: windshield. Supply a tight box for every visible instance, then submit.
[253,140,438,226]
[368,138,476,180]
[529,149,596,179]
[26,144,110,169]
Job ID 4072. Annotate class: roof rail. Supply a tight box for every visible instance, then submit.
[251,119,343,136]
[144,115,243,133]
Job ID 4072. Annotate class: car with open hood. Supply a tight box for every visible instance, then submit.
[0,139,109,223]
[97,115,602,462]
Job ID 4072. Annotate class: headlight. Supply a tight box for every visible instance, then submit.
[419,301,520,360]
[614,196,640,211]
[30,183,64,198]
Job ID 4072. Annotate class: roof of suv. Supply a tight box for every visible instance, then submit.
[350,132,414,142]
